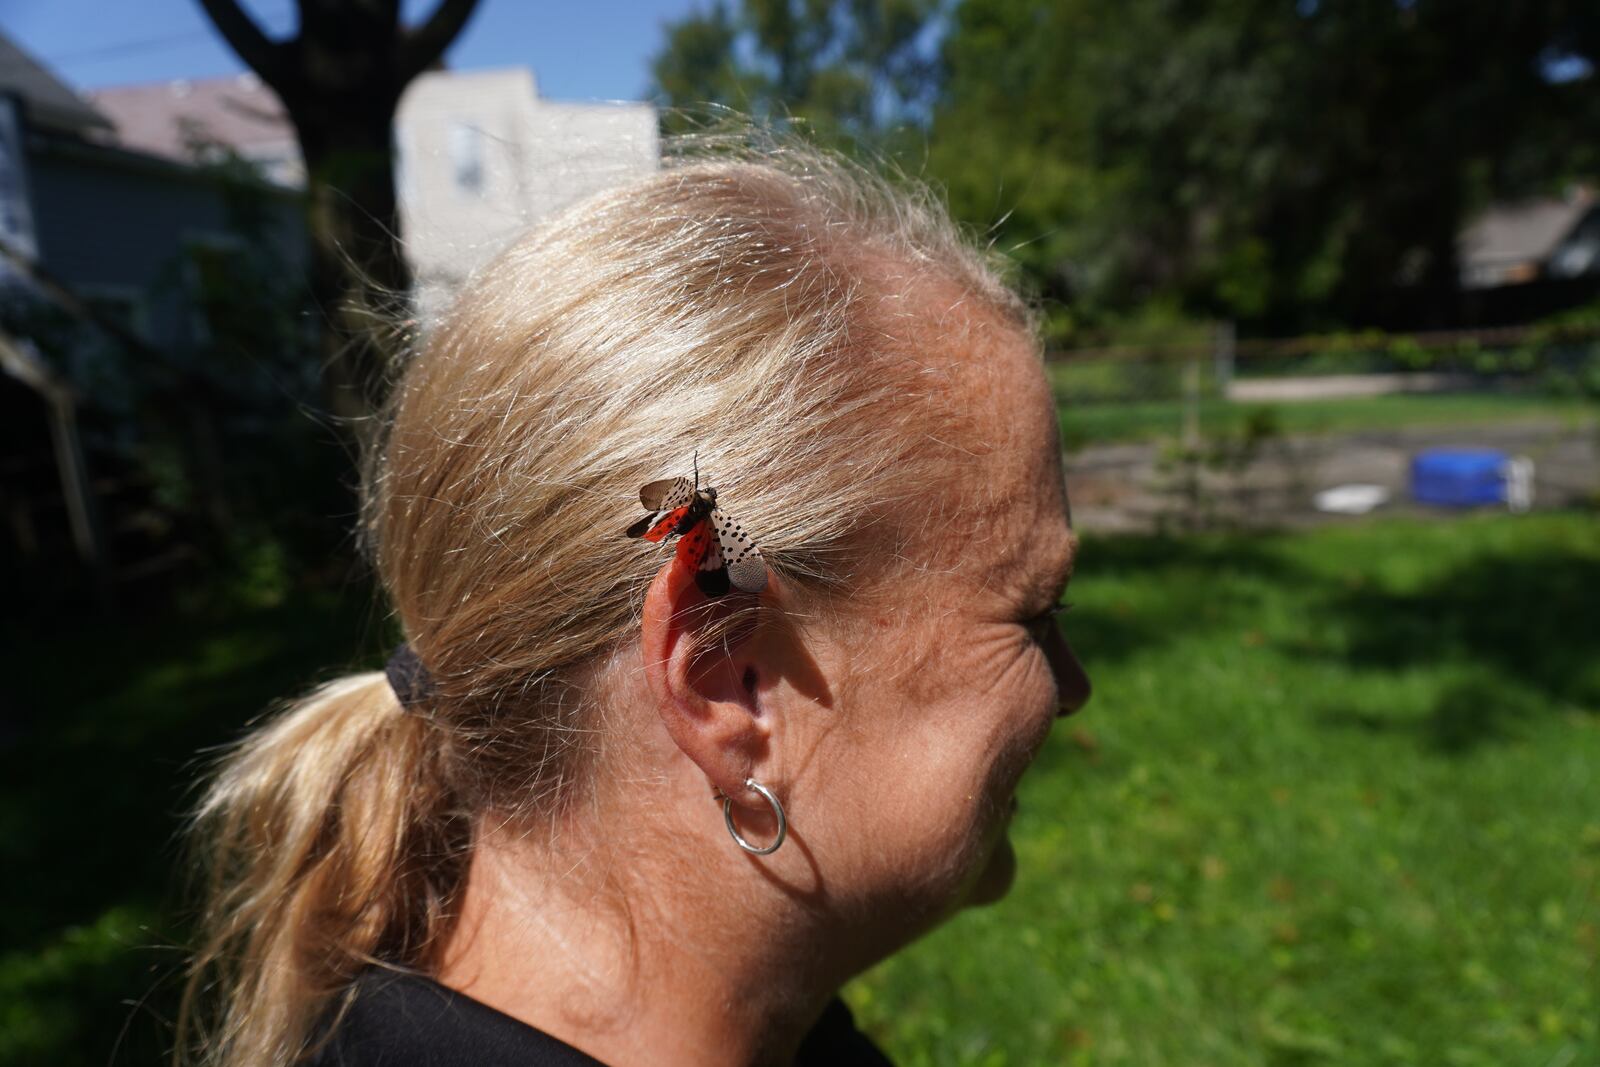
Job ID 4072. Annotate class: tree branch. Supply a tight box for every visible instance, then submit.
[195,0,292,90]
[396,0,482,84]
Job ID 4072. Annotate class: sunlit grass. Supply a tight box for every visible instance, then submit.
[1045,362,1596,448]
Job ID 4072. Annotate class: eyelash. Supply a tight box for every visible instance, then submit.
[1026,601,1072,633]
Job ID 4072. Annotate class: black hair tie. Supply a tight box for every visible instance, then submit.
[384,642,434,711]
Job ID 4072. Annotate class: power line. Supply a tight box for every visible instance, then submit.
[28,29,223,67]
[0,7,296,74]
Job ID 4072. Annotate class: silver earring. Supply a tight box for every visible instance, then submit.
[721,777,787,855]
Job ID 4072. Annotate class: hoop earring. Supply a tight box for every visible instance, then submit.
[721,777,787,855]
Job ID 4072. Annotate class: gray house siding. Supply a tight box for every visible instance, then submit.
[26,139,305,353]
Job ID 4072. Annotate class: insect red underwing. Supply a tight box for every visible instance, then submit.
[624,463,767,597]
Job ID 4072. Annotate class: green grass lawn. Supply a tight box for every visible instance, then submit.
[1046,362,1597,448]
[846,512,1600,1067]
[4,514,1596,1066]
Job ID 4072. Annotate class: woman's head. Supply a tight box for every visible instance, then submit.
[368,140,1037,732]
[184,129,1087,1065]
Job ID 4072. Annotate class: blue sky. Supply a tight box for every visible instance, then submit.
[0,0,704,101]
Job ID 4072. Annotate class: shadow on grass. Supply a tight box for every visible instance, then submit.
[1065,533,1305,666]
[1307,540,1598,755]
[1077,523,1599,757]
[1318,670,1556,755]
[0,580,389,1067]
[1330,548,1600,712]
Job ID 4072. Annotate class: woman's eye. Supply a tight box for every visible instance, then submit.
[1025,602,1072,638]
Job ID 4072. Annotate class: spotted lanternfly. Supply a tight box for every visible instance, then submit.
[624,458,767,597]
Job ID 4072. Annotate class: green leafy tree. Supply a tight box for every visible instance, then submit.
[650,0,944,145]
[929,0,1600,335]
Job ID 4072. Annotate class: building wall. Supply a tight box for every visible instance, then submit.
[81,68,659,326]
[395,69,658,321]
[25,140,304,351]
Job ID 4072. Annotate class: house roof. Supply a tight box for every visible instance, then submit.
[1459,187,1598,268]
[0,31,112,135]
[88,73,295,164]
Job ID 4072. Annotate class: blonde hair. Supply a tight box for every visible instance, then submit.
[179,127,1031,1066]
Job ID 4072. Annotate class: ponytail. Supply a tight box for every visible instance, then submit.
[177,672,468,1067]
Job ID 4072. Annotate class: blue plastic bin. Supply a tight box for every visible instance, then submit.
[1410,448,1508,507]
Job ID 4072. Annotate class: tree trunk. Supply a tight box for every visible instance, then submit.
[291,102,410,437]
[195,0,483,437]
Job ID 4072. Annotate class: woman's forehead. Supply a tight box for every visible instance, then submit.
[952,311,1059,493]
[900,312,1067,592]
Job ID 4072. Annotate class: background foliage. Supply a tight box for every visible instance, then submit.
[653,0,1600,340]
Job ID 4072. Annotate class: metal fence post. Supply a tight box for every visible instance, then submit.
[1214,319,1236,395]
[1183,349,1202,449]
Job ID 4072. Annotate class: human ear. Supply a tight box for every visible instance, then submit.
[640,553,771,803]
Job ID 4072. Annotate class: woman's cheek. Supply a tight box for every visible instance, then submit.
[986,646,1058,792]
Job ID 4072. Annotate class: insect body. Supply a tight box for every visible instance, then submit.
[625,466,767,597]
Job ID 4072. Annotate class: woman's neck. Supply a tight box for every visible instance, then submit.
[436,810,846,1067]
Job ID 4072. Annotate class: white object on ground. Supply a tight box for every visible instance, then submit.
[1504,455,1535,513]
[1313,484,1391,515]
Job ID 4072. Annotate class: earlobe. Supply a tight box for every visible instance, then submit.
[640,555,768,801]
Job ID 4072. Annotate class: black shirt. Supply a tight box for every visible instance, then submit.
[307,969,896,1067]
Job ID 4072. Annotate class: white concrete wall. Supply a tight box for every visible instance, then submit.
[396,69,658,322]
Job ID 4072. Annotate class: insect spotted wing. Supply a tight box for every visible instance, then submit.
[709,507,766,595]
[624,475,766,596]
[625,477,695,542]
[638,477,694,514]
